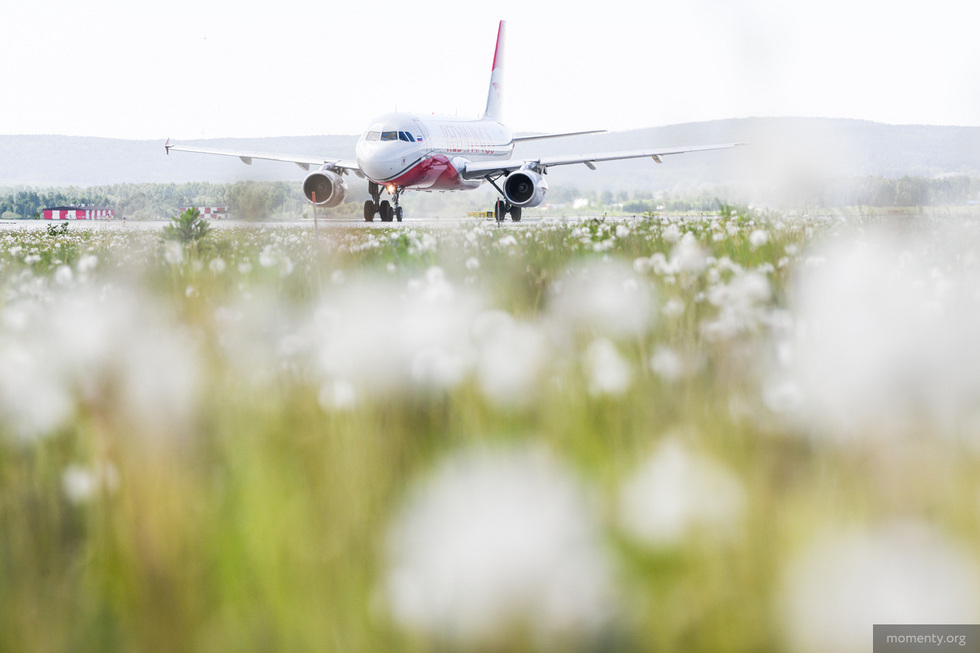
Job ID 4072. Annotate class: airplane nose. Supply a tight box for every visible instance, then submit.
[357,157,393,181]
[356,148,401,182]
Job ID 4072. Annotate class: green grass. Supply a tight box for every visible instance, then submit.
[1,212,979,652]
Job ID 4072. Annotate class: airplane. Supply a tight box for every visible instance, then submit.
[165,21,742,223]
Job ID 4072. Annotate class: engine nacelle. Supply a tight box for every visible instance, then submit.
[503,169,548,207]
[302,169,347,207]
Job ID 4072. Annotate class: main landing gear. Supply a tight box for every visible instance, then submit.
[493,198,522,223]
[363,182,404,223]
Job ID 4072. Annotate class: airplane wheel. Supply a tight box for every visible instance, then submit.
[494,199,505,222]
[364,200,376,222]
[510,206,522,222]
[380,200,393,222]
[395,206,403,222]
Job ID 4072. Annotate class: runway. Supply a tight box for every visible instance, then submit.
[0,214,626,232]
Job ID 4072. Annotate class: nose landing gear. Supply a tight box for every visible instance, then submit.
[363,182,404,223]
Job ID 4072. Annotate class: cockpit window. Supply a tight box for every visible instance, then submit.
[366,131,381,141]
[380,131,399,141]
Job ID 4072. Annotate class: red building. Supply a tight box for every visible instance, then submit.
[44,206,114,220]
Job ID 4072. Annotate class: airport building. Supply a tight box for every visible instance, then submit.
[180,206,230,219]
[43,206,114,220]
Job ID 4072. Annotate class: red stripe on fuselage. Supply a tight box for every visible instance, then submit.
[386,155,479,191]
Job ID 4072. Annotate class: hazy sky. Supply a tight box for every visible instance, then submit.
[3,0,977,139]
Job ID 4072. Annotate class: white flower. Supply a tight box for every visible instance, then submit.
[584,338,632,397]
[779,522,980,653]
[385,446,615,645]
[77,254,98,273]
[318,379,357,411]
[650,346,695,383]
[617,438,746,547]
[209,257,226,274]
[662,223,682,244]
[474,311,550,408]
[548,261,656,339]
[54,264,73,286]
[314,276,483,398]
[258,245,276,267]
[780,233,980,443]
[163,241,183,265]
[62,462,119,504]
[670,232,707,275]
[0,342,74,441]
[749,229,769,249]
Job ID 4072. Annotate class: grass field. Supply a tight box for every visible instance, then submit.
[1,210,979,652]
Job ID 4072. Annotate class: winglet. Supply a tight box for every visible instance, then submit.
[483,21,506,122]
[165,138,172,155]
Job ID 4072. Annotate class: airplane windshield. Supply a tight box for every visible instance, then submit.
[366,129,421,143]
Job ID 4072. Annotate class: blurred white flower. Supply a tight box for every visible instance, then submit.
[584,338,632,397]
[662,223,682,244]
[662,297,685,318]
[779,233,980,442]
[77,254,98,274]
[0,286,203,443]
[617,438,746,547]
[313,275,483,398]
[54,264,73,286]
[702,271,772,342]
[548,260,656,339]
[385,446,615,645]
[749,229,769,249]
[650,346,700,384]
[780,522,980,653]
[62,462,119,504]
[474,311,551,408]
[0,342,75,441]
[209,257,226,274]
[670,232,707,275]
[258,245,276,267]
[318,379,357,411]
[163,241,183,265]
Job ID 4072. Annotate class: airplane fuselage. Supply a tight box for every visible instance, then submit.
[354,113,514,192]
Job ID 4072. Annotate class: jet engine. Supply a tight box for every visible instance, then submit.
[503,169,548,207]
[302,169,347,207]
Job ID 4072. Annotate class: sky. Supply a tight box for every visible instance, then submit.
[2,0,977,139]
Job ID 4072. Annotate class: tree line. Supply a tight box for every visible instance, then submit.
[2,175,978,221]
[0,181,311,221]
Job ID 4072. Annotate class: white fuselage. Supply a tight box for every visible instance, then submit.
[354,112,514,191]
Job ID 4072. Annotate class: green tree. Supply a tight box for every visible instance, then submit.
[163,207,211,245]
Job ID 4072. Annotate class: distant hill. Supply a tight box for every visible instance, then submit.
[3,119,979,195]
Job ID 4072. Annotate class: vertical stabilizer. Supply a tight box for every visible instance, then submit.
[484,21,506,122]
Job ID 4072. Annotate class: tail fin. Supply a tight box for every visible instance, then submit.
[483,21,506,122]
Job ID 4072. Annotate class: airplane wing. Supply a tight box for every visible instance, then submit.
[461,142,744,179]
[511,130,606,143]
[164,140,362,175]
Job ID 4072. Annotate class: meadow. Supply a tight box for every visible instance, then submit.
[1,209,979,652]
